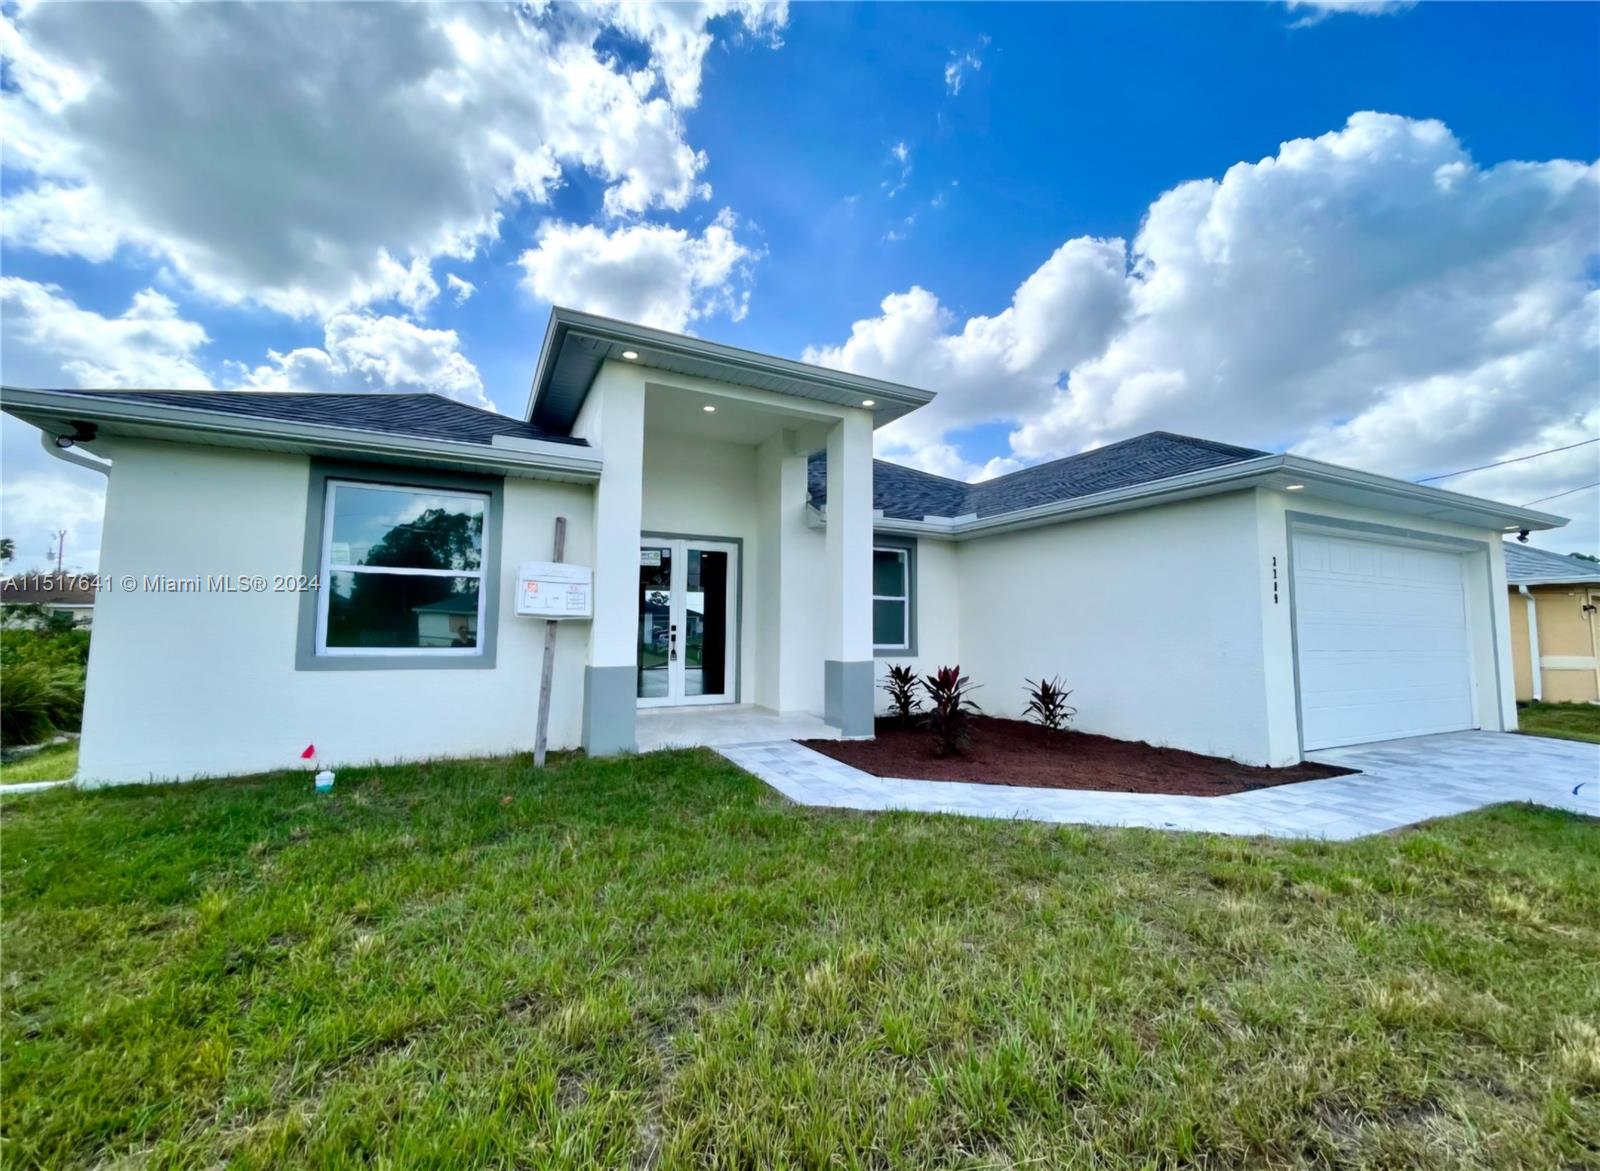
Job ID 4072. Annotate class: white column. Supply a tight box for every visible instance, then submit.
[576,361,645,754]
[824,409,875,734]
[755,428,819,712]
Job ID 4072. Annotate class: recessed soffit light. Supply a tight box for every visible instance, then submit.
[1285,483,1305,491]
[621,350,639,360]
[703,404,716,413]
[861,399,876,408]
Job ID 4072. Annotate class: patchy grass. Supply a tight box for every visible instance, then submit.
[0,741,78,785]
[1518,701,1600,744]
[2,751,1596,1169]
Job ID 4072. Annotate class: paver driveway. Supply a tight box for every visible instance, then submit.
[718,730,1598,840]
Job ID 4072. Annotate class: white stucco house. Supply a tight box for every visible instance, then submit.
[1,308,1569,784]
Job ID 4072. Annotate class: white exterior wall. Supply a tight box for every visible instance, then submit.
[872,537,961,705]
[78,438,595,784]
[1257,488,1514,763]
[640,430,760,702]
[955,492,1275,763]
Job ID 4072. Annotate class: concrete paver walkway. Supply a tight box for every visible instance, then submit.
[716,730,1598,840]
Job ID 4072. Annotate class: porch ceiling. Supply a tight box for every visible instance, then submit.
[643,381,833,448]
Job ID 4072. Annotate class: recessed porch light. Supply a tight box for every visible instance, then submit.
[1285,483,1305,491]
[703,404,716,413]
[861,399,876,408]
[621,350,639,360]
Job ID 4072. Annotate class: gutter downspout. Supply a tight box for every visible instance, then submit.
[40,430,112,477]
[1518,585,1541,702]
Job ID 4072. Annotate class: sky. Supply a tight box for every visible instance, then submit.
[2,0,1597,573]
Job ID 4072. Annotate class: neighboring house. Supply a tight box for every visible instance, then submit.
[0,308,1568,785]
[1504,543,1600,704]
[0,572,96,628]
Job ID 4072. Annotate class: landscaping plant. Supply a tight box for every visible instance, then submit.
[1023,675,1077,731]
[922,664,981,756]
[0,627,90,747]
[879,663,921,725]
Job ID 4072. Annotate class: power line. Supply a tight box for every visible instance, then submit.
[1416,437,1599,483]
[1523,481,1600,507]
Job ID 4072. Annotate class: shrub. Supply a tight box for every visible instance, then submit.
[922,665,981,757]
[1023,675,1077,731]
[879,664,921,724]
[1,659,84,747]
[1,626,91,746]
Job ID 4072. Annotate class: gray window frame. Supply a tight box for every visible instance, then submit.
[296,459,503,671]
[872,536,917,657]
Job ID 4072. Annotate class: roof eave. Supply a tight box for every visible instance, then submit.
[0,387,603,482]
[863,453,1568,539]
[525,306,937,432]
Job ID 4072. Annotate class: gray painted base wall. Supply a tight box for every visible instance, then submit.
[824,659,875,737]
[583,666,638,756]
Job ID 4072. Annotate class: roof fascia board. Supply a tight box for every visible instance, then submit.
[1,388,603,481]
[1508,576,1600,587]
[1276,454,1567,530]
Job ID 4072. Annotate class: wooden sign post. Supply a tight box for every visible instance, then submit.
[533,516,566,767]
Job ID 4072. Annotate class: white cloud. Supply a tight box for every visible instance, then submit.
[595,1,788,109]
[0,2,785,317]
[517,210,759,331]
[446,274,477,305]
[236,314,488,407]
[882,141,912,198]
[1285,1,1414,26]
[0,468,108,574]
[0,278,213,389]
[944,35,990,96]
[807,113,1600,554]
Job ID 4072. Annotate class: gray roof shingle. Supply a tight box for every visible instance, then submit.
[24,390,588,448]
[1503,541,1600,584]
[810,431,1268,521]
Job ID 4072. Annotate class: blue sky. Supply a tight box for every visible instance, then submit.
[2,1,1597,570]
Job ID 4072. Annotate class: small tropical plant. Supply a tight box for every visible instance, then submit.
[1023,675,1077,731]
[922,664,981,756]
[880,663,921,725]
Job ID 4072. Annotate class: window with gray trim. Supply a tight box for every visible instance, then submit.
[873,542,915,653]
[298,462,503,671]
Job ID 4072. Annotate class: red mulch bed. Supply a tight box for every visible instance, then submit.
[801,716,1354,797]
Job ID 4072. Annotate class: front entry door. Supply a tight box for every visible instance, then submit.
[637,539,738,707]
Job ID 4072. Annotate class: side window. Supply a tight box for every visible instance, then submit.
[316,480,489,657]
[872,544,912,652]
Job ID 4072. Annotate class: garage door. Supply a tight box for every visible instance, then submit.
[1292,531,1476,750]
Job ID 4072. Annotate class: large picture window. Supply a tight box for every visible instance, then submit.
[873,543,913,652]
[316,480,489,656]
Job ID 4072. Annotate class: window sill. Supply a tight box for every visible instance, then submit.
[295,650,497,672]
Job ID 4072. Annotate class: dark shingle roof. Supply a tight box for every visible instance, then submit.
[1,573,96,605]
[26,390,587,448]
[1504,542,1600,584]
[810,431,1268,521]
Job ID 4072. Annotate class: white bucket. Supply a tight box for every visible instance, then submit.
[314,769,335,793]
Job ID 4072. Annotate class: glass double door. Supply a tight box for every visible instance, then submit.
[637,538,737,706]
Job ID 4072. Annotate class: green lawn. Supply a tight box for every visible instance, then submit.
[1518,700,1600,744]
[2,752,1596,1169]
[0,741,78,785]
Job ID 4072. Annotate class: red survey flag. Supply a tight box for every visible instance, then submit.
[300,744,316,760]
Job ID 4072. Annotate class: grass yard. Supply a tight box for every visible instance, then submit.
[0,741,78,785]
[1518,700,1600,744]
[2,752,1597,1169]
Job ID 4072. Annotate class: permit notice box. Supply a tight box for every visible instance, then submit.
[516,561,593,619]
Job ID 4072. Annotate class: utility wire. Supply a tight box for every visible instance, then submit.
[1416,437,1599,483]
[1522,481,1600,507]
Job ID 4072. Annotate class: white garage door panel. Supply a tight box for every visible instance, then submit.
[1293,532,1476,750]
